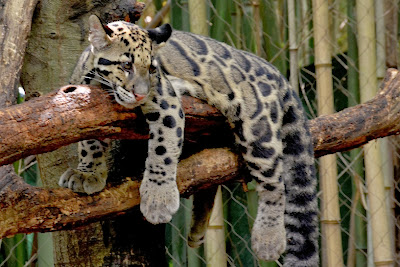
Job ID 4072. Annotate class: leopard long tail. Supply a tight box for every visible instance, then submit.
[281,89,319,267]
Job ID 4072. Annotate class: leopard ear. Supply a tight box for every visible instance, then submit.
[88,15,112,51]
[148,24,172,44]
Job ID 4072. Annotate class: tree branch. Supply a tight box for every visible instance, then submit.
[1,68,400,238]
[0,148,239,238]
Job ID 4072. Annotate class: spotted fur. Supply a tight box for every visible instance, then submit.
[59,15,319,266]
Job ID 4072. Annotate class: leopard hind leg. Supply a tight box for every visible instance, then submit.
[188,187,218,248]
[234,116,286,262]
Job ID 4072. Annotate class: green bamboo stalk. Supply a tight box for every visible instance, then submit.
[168,202,188,266]
[260,0,286,74]
[153,0,163,11]
[240,1,256,53]
[232,2,242,49]
[210,0,233,42]
[170,0,190,31]
[3,235,27,267]
[345,1,367,266]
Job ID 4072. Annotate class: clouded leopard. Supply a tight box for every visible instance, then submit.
[59,15,319,266]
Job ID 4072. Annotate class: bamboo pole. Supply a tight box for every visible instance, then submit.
[209,0,232,42]
[384,0,399,262]
[204,187,226,267]
[188,1,226,265]
[356,0,394,266]
[288,0,298,94]
[375,0,395,261]
[252,0,262,56]
[300,0,312,66]
[375,0,386,85]
[346,1,367,266]
[242,1,256,52]
[312,0,343,266]
[188,0,207,36]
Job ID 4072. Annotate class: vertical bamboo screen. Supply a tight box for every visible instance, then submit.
[5,1,400,267]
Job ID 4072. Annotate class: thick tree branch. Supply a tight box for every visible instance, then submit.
[1,69,400,165]
[0,149,239,238]
[310,68,400,156]
[1,68,400,238]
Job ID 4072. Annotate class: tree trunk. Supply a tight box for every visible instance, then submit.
[0,0,39,181]
[19,1,166,266]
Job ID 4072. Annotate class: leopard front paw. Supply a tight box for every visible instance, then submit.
[59,168,106,194]
[139,179,180,224]
[251,217,286,261]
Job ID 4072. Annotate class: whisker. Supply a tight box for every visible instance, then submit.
[88,70,112,83]
[81,71,118,99]
[83,75,114,88]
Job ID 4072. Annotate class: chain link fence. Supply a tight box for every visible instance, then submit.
[1,0,400,266]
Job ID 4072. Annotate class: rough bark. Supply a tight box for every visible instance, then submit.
[0,0,39,201]
[0,0,39,105]
[1,68,400,167]
[0,86,225,167]
[384,0,398,68]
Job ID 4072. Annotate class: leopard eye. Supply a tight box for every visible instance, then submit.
[121,61,132,71]
[149,64,156,74]
[149,59,158,74]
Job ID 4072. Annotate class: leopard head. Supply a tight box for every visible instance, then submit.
[88,15,171,108]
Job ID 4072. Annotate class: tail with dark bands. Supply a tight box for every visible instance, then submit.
[281,88,319,267]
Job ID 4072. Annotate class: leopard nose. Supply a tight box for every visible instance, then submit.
[135,93,146,101]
